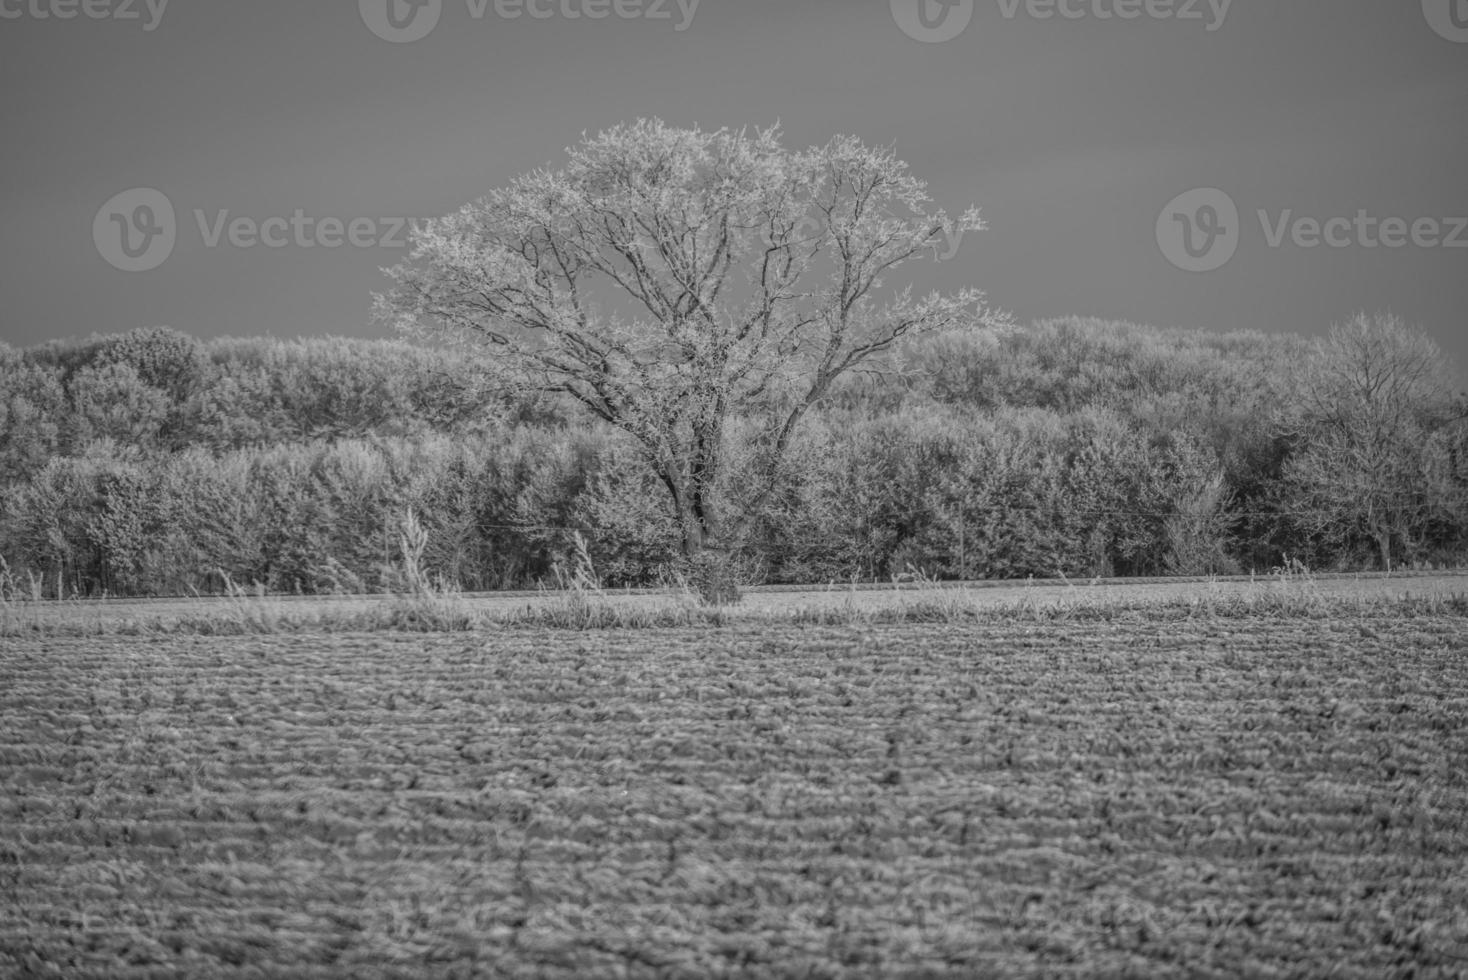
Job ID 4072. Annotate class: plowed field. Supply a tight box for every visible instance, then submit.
[3,617,1467,977]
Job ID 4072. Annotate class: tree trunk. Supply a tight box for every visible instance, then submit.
[681,482,723,557]
[680,483,741,604]
[663,469,714,559]
[679,504,708,558]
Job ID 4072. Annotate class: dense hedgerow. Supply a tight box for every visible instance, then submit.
[2,315,1465,596]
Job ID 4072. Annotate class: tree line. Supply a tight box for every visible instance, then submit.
[2,313,1464,598]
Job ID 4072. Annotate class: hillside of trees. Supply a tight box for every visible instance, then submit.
[2,316,1465,597]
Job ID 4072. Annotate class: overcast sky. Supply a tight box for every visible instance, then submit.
[1,0,1464,371]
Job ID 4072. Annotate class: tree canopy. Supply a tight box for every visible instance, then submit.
[375,119,1010,558]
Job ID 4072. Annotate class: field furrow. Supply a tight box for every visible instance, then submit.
[3,617,1467,978]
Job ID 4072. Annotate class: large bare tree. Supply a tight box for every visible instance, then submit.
[375,120,1009,562]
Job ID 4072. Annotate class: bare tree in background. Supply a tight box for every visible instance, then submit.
[1281,312,1468,570]
[375,120,1009,575]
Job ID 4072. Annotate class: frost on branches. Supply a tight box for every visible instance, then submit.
[375,119,1010,563]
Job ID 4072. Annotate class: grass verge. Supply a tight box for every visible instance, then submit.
[3,575,1465,637]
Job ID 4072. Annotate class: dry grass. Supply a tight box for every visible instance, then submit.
[4,548,1465,637]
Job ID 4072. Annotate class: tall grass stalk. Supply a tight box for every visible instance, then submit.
[387,508,479,631]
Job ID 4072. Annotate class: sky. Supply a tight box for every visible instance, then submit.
[1,0,1465,372]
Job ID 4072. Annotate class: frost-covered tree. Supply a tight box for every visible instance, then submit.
[375,119,1008,561]
[1281,312,1468,569]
